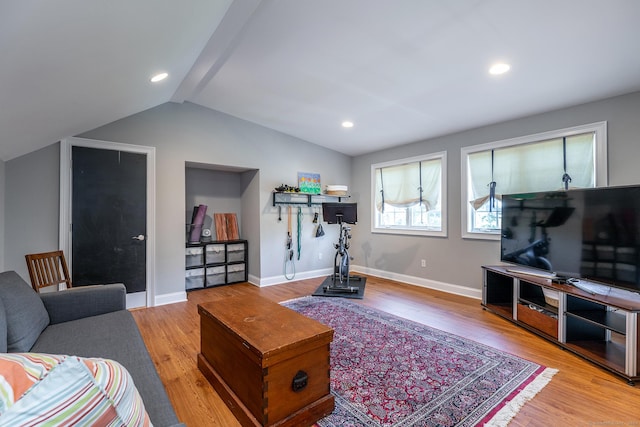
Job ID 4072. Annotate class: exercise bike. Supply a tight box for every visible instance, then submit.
[321,203,362,294]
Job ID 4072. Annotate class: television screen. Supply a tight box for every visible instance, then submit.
[500,185,640,293]
[322,202,357,224]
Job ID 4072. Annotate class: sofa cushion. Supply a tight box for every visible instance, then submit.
[0,353,151,426]
[0,298,7,353]
[39,283,126,325]
[0,271,49,352]
[31,310,181,427]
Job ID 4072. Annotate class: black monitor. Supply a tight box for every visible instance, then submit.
[322,202,357,224]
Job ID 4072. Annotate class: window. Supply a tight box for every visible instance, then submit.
[461,122,608,239]
[372,152,447,237]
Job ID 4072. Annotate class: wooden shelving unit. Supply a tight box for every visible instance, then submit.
[483,265,640,385]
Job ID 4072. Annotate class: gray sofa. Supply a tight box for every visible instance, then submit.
[0,271,184,427]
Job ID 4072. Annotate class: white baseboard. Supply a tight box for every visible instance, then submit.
[154,291,187,306]
[247,274,261,287]
[126,291,146,309]
[152,266,479,306]
[258,268,334,287]
[351,265,482,300]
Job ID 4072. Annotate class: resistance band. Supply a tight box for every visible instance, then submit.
[297,207,302,260]
[284,206,295,280]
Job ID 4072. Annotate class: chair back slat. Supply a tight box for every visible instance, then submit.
[25,250,72,293]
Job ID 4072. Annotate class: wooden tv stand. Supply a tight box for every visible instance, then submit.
[482,265,640,385]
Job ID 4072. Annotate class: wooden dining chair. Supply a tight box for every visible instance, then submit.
[25,250,72,293]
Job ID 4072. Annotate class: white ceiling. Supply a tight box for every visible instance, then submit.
[2,0,640,161]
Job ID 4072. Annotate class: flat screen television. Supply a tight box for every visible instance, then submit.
[322,202,357,224]
[500,185,640,294]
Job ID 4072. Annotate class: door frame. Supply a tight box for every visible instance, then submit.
[59,137,156,307]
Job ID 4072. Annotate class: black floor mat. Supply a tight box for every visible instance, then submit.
[312,275,366,299]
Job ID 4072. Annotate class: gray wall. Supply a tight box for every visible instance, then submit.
[0,159,4,271]
[4,92,640,299]
[3,103,350,297]
[240,169,261,278]
[350,91,640,293]
[4,144,60,280]
[79,102,351,296]
[185,167,245,238]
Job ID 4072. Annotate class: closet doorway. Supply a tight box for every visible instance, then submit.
[60,137,156,308]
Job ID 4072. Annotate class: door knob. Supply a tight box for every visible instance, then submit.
[132,234,145,241]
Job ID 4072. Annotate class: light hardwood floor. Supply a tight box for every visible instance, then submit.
[131,275,640,426]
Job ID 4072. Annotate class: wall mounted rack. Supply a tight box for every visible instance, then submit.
[272,191,349,207]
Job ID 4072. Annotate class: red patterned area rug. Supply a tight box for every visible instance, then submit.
[282,297,557,427]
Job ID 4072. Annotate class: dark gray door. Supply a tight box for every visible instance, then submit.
[71,146,147,293]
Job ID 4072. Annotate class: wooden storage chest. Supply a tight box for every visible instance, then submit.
[198,293,334,427]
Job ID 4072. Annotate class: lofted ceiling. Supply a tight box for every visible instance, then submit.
[2,0,640,161]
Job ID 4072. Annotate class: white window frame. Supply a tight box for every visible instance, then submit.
[371,151,447,237]
[461,122,608,240]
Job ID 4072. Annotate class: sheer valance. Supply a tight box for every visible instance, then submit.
[375,158,441,212]
[468,132,595,207]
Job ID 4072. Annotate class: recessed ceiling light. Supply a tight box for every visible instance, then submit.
[489,63,510,75]
[342,121,354,128]
[150,72,168,83]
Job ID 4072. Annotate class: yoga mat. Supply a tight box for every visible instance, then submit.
[189,204,207,243]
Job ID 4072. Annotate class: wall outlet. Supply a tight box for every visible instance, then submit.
[319,252,323,260]
[421,259,426,268]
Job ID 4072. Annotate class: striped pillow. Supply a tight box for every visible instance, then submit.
[0,353,152,426]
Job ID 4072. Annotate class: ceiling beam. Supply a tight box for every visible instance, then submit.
[171,0,264,103]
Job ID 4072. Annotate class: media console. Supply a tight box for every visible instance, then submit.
[482,265,640,385]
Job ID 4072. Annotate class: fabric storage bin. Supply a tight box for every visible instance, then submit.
[185,268,205,290]
[227,263,246,283]
[206,265,226,287]
[227,243,245,263]
[205,244,225,264]
[542,288,559,308]
[186,246,204,268]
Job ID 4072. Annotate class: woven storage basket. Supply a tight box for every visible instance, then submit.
[542,288,559,308]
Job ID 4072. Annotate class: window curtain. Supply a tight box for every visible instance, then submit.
[375,158,441,212]
[468,132,594,209]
